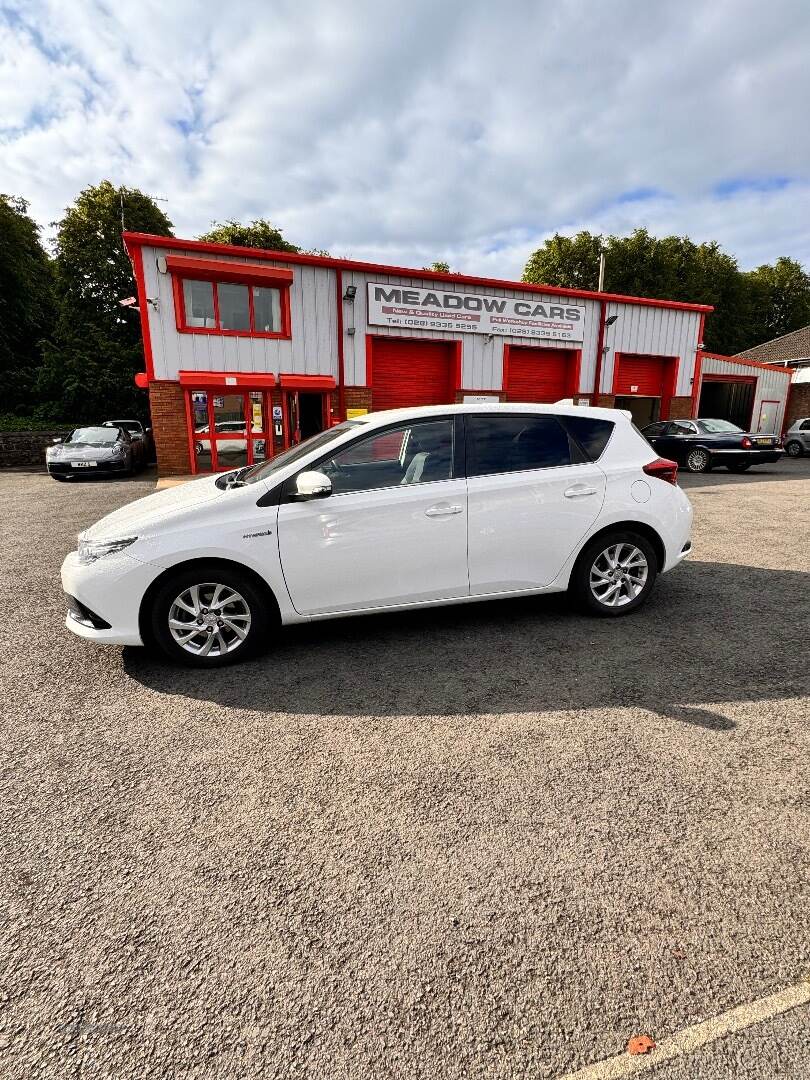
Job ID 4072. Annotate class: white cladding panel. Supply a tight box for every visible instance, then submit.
[341,270,601,393]
[601,303,703,395]
[700,356,791,432]
[141,246,338,381]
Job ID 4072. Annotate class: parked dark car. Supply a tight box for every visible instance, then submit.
[642,418,783,473]
[46,425,144,480]
[103,419,154,462]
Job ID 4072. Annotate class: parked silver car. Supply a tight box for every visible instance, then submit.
[783,418,810,457]
[46,425,143,481]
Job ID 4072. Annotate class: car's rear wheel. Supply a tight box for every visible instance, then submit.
[570,531,658,617]
[150,565,271,667]
[785,440,803,457]
[686,448,711,473]
[726,462,751,472]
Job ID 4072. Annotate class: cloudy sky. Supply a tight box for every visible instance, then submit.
[1,0,808,278]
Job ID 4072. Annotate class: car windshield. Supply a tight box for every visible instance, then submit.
[107,421,140,432]
[241,421,366,485]
[698,419,744,433]
[67,427,120,445]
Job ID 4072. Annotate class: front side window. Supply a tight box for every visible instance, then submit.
[179,277,286,336]
[466,415,572,477]
[321,419,455,494]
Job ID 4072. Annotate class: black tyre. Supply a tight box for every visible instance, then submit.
[785,440,803,458]
[685,447,711,473]
[570,530,658,617]
[726,462,751,472]
[149,564,273,667]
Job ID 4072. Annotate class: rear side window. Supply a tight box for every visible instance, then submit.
[466,415,572,477]
[563,415,615,460]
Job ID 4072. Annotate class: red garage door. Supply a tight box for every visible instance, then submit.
[614,354,667,396]
[504,346,575,402]
[371,337,457,411]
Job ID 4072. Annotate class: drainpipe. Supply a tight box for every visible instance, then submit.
[335,268,346,421]
[592,299,608,404]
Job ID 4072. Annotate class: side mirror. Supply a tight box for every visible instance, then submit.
[145,427,152,433]
[294,470,332,500]
[52,437,63,444]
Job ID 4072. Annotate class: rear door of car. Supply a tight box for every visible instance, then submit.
[464,413,606,593]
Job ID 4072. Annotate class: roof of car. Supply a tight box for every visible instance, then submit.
[352,403,628,427]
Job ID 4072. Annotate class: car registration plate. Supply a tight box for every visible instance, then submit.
[754,438,771,446]
[71,461,96,468]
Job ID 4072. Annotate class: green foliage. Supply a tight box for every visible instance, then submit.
[197,219,301,252]
[0,414,74,432]
[424,261,451,273]
[0,195,55,411]
[523,229,809,355]
[34,181,173,422]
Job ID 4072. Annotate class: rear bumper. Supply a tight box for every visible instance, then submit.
[708,448,783,465]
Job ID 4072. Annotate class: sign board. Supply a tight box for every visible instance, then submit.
[272,405,283,421]
[367,283,585,342]
[463,394,500,404]
[346,407,369,419]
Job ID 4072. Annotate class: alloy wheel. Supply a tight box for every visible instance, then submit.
[589,543,649,608]
[168,582,251,657]
[687,449,709,472]
[785,441,802,457]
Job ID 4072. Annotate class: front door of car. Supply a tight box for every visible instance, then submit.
[465,414,606,592]
[654,422,695,463]
[276,417,469,616]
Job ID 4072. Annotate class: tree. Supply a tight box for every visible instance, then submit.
[0,195,54,413]
[35,181,173,421]
[523,228,754,354]
[197,219,301,252]
[742,257,810,344]
[424,261,451,274]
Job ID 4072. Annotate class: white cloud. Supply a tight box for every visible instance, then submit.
[1,0,808,277]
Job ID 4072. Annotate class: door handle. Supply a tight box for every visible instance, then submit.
[564,485,598,498]
[425,504,463,517]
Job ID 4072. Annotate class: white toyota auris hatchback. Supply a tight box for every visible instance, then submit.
[61,404,693,667]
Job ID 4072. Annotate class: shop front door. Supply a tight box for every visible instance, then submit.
[188,388,272,472]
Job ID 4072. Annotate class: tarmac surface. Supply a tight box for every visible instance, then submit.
[1,460,808,1078]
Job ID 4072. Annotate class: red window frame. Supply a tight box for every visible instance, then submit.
[168,256,292,340]
[172,274,293,336]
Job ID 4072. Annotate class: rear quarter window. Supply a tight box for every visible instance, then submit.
[562,416,615,460]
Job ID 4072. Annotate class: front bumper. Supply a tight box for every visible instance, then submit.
[61,550,163,646]
[48,458,129,476]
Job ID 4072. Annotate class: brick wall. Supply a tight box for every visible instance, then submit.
[784,382,810,431]
[344,387,373,413]
[149,381,191,475]
[667,396,694,420]
[595,395,615,408]
[0,429,71,469]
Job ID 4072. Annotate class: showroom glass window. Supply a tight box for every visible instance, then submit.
[466,415,575,476]
[180,277,286,336]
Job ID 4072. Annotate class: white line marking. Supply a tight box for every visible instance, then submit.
[557,981,810,1080]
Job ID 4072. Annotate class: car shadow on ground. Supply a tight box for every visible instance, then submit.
[679,458,810,489]
[123,560,809,731]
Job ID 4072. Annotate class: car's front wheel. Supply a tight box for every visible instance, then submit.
[149,565,272,667]
[685,448,711,472]
[785,440,803,458]
[570,531,658,616]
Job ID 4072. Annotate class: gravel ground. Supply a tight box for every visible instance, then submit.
[1,461,809,1079]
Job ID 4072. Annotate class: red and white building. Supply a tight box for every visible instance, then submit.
[123,233,791,474]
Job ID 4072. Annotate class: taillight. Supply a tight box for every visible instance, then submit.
[741,436,752,449]
[643,457,679,486]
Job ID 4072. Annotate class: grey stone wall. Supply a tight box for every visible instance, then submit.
[0,430,71,469]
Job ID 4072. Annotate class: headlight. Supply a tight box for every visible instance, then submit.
[111,444,124,457]
[77,537,138,565]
